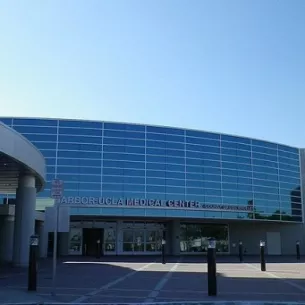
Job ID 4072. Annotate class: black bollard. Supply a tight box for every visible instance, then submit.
[207,238,217,296]
[161,239,166,264]
[28,235,39,291]
[260,241,266,272]
[238,241,243,263]
[96,240,101,259]
[296,241,300,260]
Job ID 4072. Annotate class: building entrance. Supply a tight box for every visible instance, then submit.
[82,228,104,256]
[119,221,165,255]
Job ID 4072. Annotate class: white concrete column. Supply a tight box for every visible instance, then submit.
[170,219,180,256]
[59,232,69,256]
[0,216,15,262]
[12,175,36,267]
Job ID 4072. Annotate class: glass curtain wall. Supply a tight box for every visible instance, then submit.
[180,223,229,253]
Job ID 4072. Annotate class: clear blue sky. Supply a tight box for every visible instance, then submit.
[0,0,304,147]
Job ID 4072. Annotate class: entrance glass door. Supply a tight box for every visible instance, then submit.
[122,229,162,254]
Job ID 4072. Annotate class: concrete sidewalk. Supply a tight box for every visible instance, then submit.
[0,287,52,303]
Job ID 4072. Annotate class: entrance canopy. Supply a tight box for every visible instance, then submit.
[0,122,46,193]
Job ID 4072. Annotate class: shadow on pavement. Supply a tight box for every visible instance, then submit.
[1,255,305,303]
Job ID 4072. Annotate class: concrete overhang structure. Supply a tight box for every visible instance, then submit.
[0,122,46,266]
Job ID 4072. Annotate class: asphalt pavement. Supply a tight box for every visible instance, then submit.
[1,255,305,303]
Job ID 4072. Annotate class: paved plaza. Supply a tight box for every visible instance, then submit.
[1,256,305,303]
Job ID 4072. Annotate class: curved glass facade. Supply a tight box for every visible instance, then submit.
[0,117,302,222]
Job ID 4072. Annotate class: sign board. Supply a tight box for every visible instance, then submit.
[45,206,70,233]
[51,179,64,199]
[58,196,253,212]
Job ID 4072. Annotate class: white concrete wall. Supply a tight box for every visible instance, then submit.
[229,221,305,255]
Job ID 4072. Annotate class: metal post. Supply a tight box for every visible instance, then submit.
[260,240,266,272]
[207,238,217,296]
[296,241,300,260]
[28,235,39,291]
[96,240,101,259]
[161,239,166,264]
[238,241,243,263]
[52,202,59,296]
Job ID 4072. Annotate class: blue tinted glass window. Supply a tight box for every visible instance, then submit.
[186,137,220,147]
[46,173,56,181]
[186,172,204,180]
[146,170,166,178]
[0,118,12,125]
[58,150,101,159]
[166,142,185,150]
[253,179,278,188]
[147,185,166,193]
[186,159,203,166]
[280,182,300,190]
[147,162,166,170]
[23,134,57,142]
[58,158,101,167]
[278,156,299,167]
[147,133,166,141]
[103,152,145,162]
[46,166,56,173]
[166,149,185,157]
[58,166,101,175]
[253,166,278,175]
[59,120,102,128]
[166,171,185,179]
[103,168,124,175]
[166,186,185,194]
[104,122,145,132]
[147,148,166,155]
[203,167,222,175]
[166,156,184,164]
[146,140,166,148]
[14,126,57,134]
[146,126,184,135]
[13,118,57,126]
[222,135,251,144]
[279,169,300,178]
[124,184,145,192]
[40,150,57,158]
[221,148,237,156]
[236,149,251,158]
[185,130,220,140]
[166,179,184,187]
[59,135,102,144]
[59,127,102,136]
[147,155,166,163]
[58,143,102,152]
[147,177,165,185]
[239,164,252,173]
[279,163,299,172]
[252,159,278,168]
[186,187,204,195]
[202,146,220,154]
[252,140,277,150]
[32,142,57,149]
[278,145,299,154]
[186,144,202,152]
[186,180,202,188]
[252,145,277,155]
[165,134,184,142]
[45,158,56,166]
[166,164,185,172]
[104,130,145,139]
[252,152,277,162]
